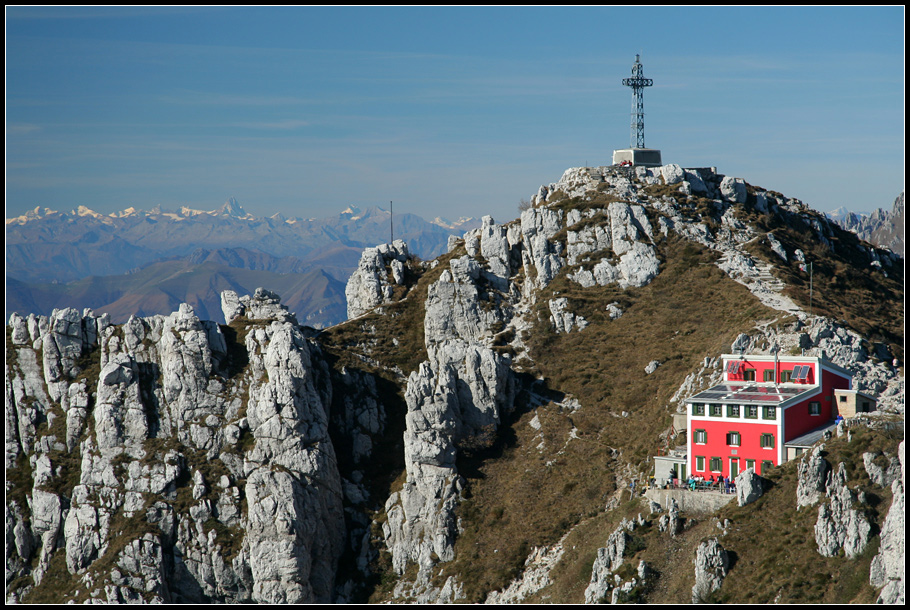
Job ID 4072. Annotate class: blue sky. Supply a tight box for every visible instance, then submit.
[6,6,905,224]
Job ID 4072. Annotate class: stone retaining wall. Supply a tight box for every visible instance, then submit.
[643,489,734,515]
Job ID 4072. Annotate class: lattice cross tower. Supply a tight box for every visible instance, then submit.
[621,54,653,149]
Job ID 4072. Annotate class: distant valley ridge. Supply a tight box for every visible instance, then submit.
[5,199,481,327]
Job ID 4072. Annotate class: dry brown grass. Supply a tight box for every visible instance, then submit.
[527,235,778,464]
[320,249,463,378]
[711,425,901,603]
[735,194,904,362]
[522,426,902,605]
[432,234,782,601]
[439,403,619,602]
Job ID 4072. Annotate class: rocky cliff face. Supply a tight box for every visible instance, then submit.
[6,163,904,604]
[345,241,413,320]
[5,290,375,603]
[830,191,904,257]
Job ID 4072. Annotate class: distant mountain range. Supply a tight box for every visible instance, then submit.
[826,192,904,257]
[6,199,480,327]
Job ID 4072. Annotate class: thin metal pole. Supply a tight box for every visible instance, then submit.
[390,200,393,244]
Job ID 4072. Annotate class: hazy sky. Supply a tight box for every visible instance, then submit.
[6,6,905,224]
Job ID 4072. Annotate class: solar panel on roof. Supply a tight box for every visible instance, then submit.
[699,392,729,400]
[737,394,782,401]
[725,361,743,375]
[795,365,811,381]
[691,381,816,406]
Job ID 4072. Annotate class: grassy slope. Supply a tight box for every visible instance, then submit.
[711,425,901,604]
[426,229,785,601]
[523,423,901,604]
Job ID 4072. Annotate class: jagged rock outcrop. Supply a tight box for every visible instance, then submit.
[484,537,567,604]
[423,255,511,347]
[601,521,631,573]
[584,517,651,604]
[549,298,588,333]
[345,240,411,319]
[381,361,465,575]
[565,201,660,290]
[658,497,682,537]
[870,441,904,604]
[814,462,872,559]
[719,176,747,204]
[6,291,357,603]
[382,248,516,585]
[519,206,564,291]
[735,468,764,507]
[796,444,828,509]
[830,192,904,256]
[862,450,902,488]
[605,302,623,320]
[692,538,729,603]
[221,287,298,324]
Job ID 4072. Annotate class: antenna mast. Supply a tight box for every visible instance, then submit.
[390,201,393,243]
[622,54,653,149]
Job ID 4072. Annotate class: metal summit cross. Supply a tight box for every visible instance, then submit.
[622,54,653,149]
[611,54,661,167]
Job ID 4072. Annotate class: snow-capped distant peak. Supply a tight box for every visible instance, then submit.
[826,207,854,220]
[75,205,105,219]
[340,205,363,219]
[180,206,208,217]
[6,206,60,225]
[112,207,139,218]
[431,216,481,230]
[220,197,250,218]
[269,211,301,224]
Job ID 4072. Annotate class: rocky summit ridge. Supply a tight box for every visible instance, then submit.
[5,164,904,604]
